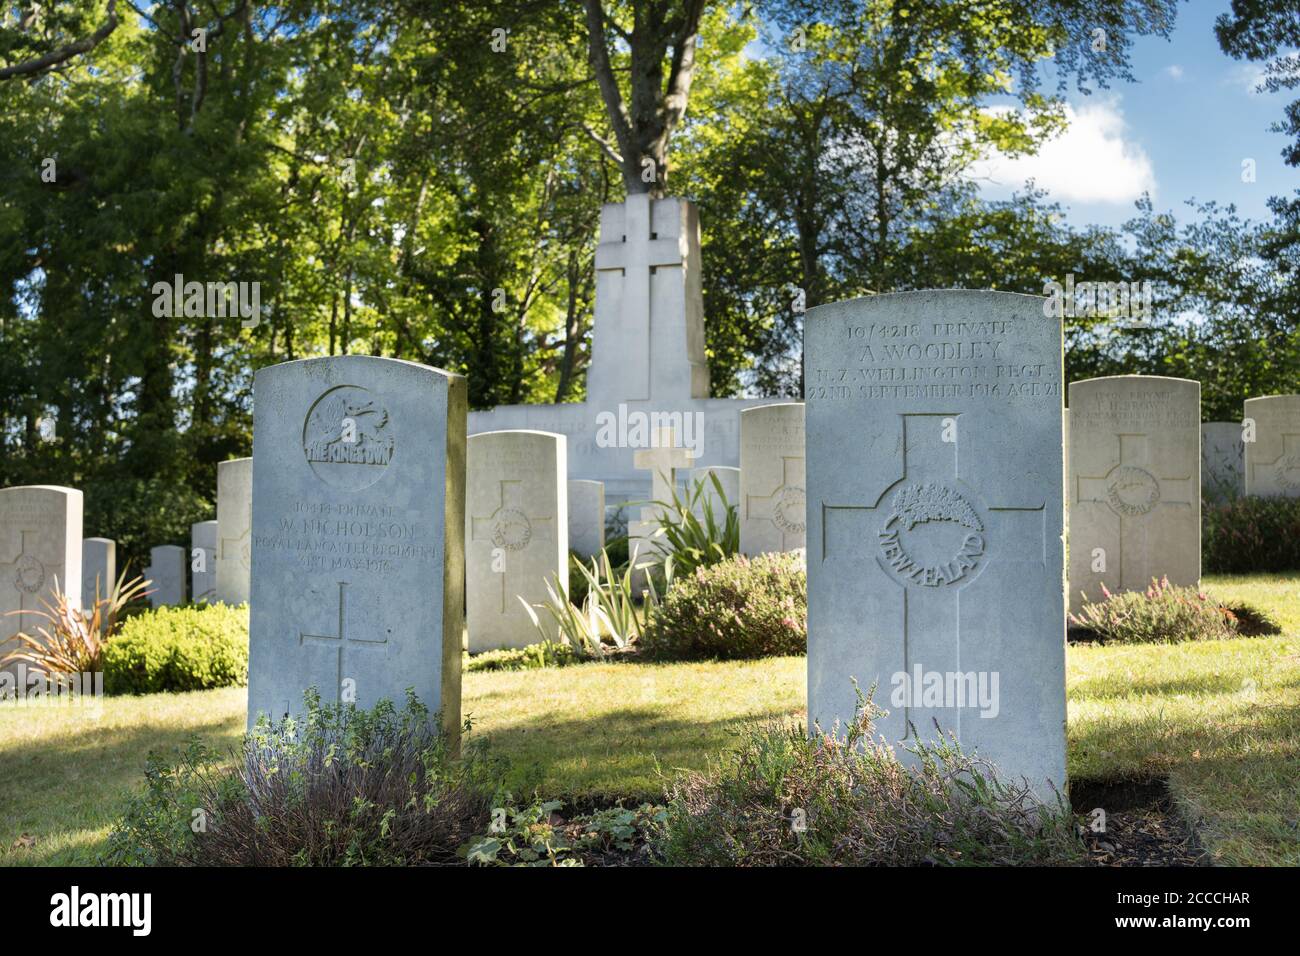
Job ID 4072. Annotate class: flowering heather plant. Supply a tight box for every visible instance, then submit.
[639,551,806,661]
[1070,576,1240,644]
[655,685,1083,867]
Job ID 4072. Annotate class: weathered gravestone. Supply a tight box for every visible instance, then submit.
[1244,395,1300,498]
[247,356,466,739]
[191,521,218,602]
[216,457,252,604]
[466,430,567,652]
[740,403,806,555]
[805,290,1066,800]
[146,545,186,608]
[1068,376,1200,610]
[0,487,83,670]
[82,537,116,609]
[567,480,605,559]
[1201,421,1245,501]
[690,465,739,523]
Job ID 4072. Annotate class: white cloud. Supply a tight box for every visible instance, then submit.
[1164,64,1185,81]
[970,99,1156,204]
[1224,62,1266,95]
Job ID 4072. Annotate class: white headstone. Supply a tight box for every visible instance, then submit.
[82,537,116,610]
[1201,421,1244,501]
[191,520,218,602]
[216,458,252,604]
[689,465,739,523]
[805,291,1066,800]
[0,486,83,668]
[247,356,466,739]
[567,479,605,559]
[1068,376,1200,609]
[467,430,568,652]
[740,402,806,555]
[1244,395,1300,497]
[146,545,186,608]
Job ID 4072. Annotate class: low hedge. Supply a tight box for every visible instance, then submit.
[103,603,249,694]
[1203,495,1300,573]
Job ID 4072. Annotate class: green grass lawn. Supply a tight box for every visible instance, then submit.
[2,573,1296,866]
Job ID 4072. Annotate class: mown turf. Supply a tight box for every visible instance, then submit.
[2,573,1296,866]
[0,687,246,866]
[1068,573,1300,865]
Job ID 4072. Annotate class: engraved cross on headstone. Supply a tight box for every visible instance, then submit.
[1076,433,1194,588]
[822,414,1046,740]
[746,455,806,549]
[298,581,388,703]
[1256,432,1300,491]
[594,192,685,402]
[220,526,251,571]
[470,479,554,612]
[1,529,55,624]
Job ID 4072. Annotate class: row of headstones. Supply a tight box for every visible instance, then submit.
[237,295,1081,793]
[46,384,1292,624]
[1199,397,1300,500]
[470,385,1300,646]
[465,402,807,651]
[0,459,253,655]
[5,295,1299,800]
[1067,387,1300,613]
[81,456,253,611]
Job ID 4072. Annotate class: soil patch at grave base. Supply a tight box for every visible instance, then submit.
[1071,778,1206,867]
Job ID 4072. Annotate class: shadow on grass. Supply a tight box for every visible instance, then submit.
[1069,673,1258,701]
[1068,692,1300,864]
[0,715,243,866]
[471,705,800,805]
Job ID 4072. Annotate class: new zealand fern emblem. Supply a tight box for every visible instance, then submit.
[878,482,986,588]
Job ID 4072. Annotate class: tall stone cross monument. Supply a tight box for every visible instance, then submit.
[467,193,771,505]
[587,192,710,405]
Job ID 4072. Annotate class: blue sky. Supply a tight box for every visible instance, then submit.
[974,0,1299,230]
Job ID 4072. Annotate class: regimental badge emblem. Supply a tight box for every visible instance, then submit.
[773,486,806,535]
[14,552,46,593]
[1278,454,1300,491]
[491,508,533,551]
[302,385,394,490]
[877,482,986,588]
[1105,465,1160,516]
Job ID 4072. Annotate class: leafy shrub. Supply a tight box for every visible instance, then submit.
[463,798,664,867]
[1,572,148,678]
[520,549,663,658]
[640,552,806,661]
[103,692,497,866]
[103,603,249,694]
[643,472,740,577]
[601,530,630,569]
[1203,495,1300,573]
[568,552,592,607]
[654,689,1083,866]
[1069,577,1240,644]
[465,641,579,672]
